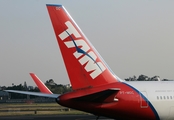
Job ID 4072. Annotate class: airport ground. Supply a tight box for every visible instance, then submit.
[0,103,85,115]
[0,103,114,119]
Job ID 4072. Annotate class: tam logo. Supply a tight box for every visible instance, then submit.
[58,21,106,79]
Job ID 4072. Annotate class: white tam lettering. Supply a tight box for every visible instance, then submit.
[59,21,81,41]
[79,51,106,79]
[59,21,106,79]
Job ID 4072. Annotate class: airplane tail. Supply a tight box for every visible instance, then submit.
[29,73,53,94]
[46,4,121,90]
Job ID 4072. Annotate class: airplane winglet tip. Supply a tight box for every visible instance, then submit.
[29,72,33,74]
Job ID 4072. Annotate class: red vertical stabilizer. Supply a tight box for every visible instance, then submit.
[46,4,120,90]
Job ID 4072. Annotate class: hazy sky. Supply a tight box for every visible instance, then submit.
[1,0,174,86]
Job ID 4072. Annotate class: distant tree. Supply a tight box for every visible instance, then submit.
[6,84,27,99]
[1,86,6,90]
[45,79,72,94]
[24,81,28,90]
[137,75,149,81]
[45,79,56,85]
[6,83,40,99]
[125,75,137,81]
[162,79,170,81]
[150,76,160,81]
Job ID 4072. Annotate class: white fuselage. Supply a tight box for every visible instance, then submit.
[127,81,174,120]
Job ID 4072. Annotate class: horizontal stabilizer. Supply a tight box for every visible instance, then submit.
[4,90,59,98]
[73,88,120,103]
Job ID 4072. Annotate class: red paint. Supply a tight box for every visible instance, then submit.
[58,82,157,120]
[29,73,52,94]
[46,5,118,91]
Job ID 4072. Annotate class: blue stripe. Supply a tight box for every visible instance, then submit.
[46,4,62,7]
[65,30,103,72]
[123,83,160,120]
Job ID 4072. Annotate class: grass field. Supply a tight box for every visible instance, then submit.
[0,103,87,116]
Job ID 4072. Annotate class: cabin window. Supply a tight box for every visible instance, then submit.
[170,96,172,99]
[167,96,169,99]
[164,96,166,99]
[157,96,159,100]
[160,96,162,99]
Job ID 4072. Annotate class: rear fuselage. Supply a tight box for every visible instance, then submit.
[57,81,174,120]
[129,81,174,120]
